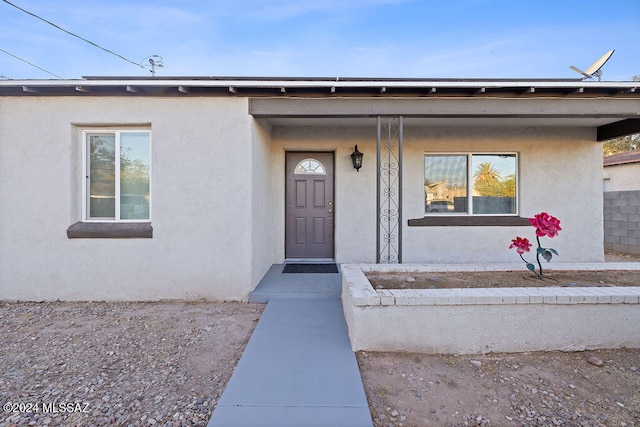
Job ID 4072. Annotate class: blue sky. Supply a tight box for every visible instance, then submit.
[1,0,639,80]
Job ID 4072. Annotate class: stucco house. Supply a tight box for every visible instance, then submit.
[1,77,639,301]
[603,146,640,191]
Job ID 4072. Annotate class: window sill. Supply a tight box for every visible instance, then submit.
[408,216,531,227]
[67,221,153,238]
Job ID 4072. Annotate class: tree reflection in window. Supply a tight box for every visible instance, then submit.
[295,158,326,175]
[89,134,116,218]
[424,153,517,215]
[87,131,150,220]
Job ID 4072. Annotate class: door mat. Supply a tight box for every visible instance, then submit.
[282,263,339,274]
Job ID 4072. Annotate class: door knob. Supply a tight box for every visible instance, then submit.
[328,209,333,214]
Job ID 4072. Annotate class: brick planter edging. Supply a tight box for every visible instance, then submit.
[341,264,640,355]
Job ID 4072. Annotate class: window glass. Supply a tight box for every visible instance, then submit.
[89,134,116,218]
[295,158,326,175]
[120,133,150,220]
[424,155,467,214]
[471,154,516,214]
[86,131,150,221]
[425,153,517,216]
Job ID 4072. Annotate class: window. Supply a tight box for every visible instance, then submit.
[425,153,517,215]
[294,158,326,175]
[84,130,151,221]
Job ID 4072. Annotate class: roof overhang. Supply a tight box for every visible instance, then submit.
[2,76,639,140]
[2,76,638,96]
[250,97,640,140]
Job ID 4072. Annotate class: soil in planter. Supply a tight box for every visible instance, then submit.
[366,270,640,290]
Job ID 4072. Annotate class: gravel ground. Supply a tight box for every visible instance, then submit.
[0,302,263,427]
[2,267,639,427]
[358,349,640,427]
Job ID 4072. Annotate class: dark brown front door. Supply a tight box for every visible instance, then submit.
[285,152,335,259]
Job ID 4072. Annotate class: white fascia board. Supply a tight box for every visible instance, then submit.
[0,78,639,91]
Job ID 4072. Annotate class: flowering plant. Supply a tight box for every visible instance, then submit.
[509,212,561,279]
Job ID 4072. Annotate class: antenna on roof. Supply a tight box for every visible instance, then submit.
[139,55,164,76]
[569,49,614,81]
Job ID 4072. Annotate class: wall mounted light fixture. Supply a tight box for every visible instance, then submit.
[351,145,363,171]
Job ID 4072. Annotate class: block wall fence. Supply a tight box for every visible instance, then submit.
[604,190,640,255]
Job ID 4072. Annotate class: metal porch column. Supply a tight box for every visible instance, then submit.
[376,116,403,263]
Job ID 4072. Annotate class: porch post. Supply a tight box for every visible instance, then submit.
[398,116,403,263]
[376,117,381,263]
[376,116,403,263]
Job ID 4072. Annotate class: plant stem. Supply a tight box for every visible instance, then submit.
[520,253,543,279]
[536,235,543,278]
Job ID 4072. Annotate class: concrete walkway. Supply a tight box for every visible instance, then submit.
[208,264,373,427]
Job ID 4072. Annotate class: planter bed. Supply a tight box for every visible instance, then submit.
[341,263,640,355]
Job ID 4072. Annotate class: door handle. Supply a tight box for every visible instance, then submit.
[328,209,333,214]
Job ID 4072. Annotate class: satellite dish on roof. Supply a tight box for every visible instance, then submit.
[569,49,614,81]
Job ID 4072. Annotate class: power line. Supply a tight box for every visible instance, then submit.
[2,0,145,70]
[0,47,63,78]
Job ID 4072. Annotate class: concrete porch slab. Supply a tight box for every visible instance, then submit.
[249,264,342,303]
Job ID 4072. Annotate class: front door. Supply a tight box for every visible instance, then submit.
[285,152,335,259]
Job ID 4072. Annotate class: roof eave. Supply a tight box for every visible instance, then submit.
[1,77,639,93]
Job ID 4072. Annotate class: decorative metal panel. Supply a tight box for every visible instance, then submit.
[377,116,403,263]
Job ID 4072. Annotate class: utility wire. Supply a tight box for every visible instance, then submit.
[0,47,63,78]
[2,0,145,70]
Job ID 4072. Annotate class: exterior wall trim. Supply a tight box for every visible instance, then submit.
[408,216,532,226]
[66,221,153,238]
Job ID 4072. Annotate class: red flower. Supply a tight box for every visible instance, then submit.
[529,212,561,238]
[509,237,532,255]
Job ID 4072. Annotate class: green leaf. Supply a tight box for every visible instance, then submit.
[549,248,559,256]
[536,247,545,254]
[526,263,536,272]
[541,250,553,262]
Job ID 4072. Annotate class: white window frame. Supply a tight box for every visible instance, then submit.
[424,152,519,217]
[82,129,152,222]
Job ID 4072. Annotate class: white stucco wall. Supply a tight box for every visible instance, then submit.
[402,126,604,263]
[0,96,257,301]
[0,95,606,302]
[250,119,278,286]
[603,163,640,192]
